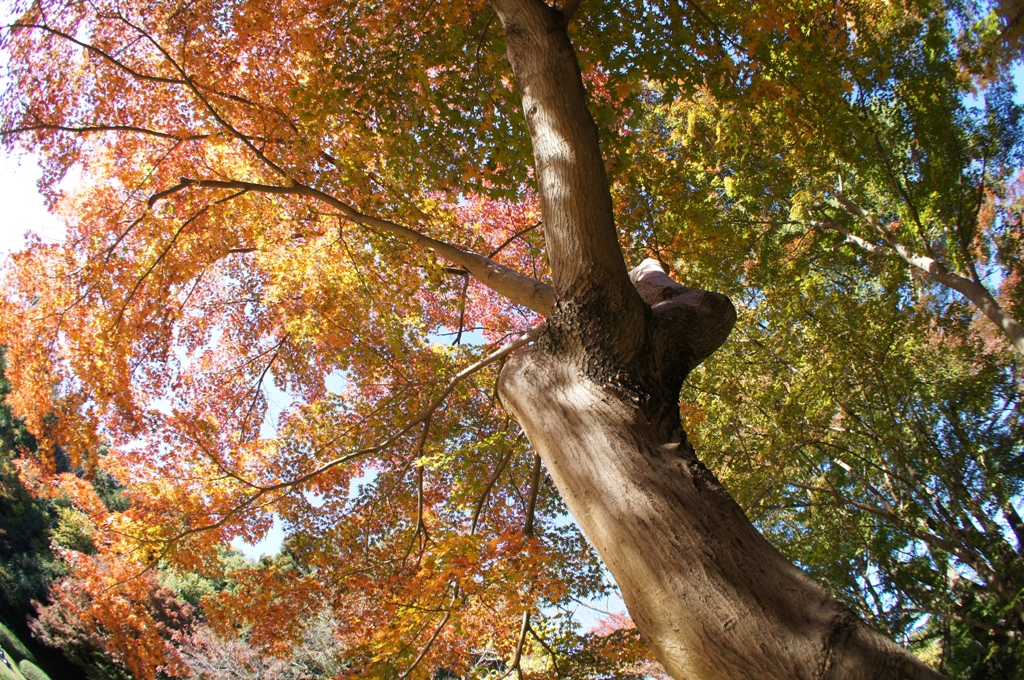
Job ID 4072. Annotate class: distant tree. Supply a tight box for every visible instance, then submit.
[31,566,194,680]
[180,614,345,680]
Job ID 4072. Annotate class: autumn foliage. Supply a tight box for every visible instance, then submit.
[0,0,1022,677]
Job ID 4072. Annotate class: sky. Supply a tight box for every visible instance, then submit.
[0,151,64,255]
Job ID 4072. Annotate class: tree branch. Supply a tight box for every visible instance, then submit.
[8,22,185,84]
[404,416,433,563]
[499,611,531,680]
[398,607,453,680]
[471,448,515,534]
[114,14,290,178]
[825,192,1024,355]
[524,452,542,537]
[488,220,542,259]
[560,0,583,21]
[527,621,561,676]
[1,123,207,141]
[150,177,555,315]
[1004,503,1024,556]
[110,188,248,331]
[112,324,545,587]
[811,220,888,257]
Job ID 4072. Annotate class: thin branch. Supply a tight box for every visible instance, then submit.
[404,416,433,563]
[488,220,542,258]
[1004,503,1024,556]
[789,480,991,579]
[869,132,929,246]
[499,611,531,680]
[182,428,262,490]
[830,458,901,519]
[471,448,515,534]
[8,22,185,84]
[811,220,889,257]
[524,452,542,537]
[828,190,1024,355]
[239,336,288,439]
[398,608,452,680]
[453,272,470,346]
[111,324,545,586]
[528,621,561,677]
[1,123,207,141]
[116,14,290,177]
[109,188,248,331]
[149,177,555,314]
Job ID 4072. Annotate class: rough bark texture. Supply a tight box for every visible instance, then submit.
[499,347,944,679]
[487,0,950,677]
[490,0,646,371]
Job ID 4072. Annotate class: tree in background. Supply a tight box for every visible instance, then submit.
[0,351,58,632]
[0,0,1020,677]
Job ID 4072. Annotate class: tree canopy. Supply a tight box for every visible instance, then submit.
[0,0,1022,677]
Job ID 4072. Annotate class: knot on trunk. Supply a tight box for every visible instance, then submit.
[629,258,736,392]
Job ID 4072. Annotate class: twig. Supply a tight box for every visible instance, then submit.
[524,453,542,537]
[403,416,433,563]
[398,608,452,680]
[488,220,542,259]
[498,611,530,680]
[528,622,561,677]
[471,449,514,534]
[109,323,546,588]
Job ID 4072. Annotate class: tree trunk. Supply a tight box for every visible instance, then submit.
[487,0,948,677]
[499,326,944,680]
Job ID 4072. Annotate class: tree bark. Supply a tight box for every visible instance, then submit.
[490,0,947,677]
[499,347,944,679]
[490,0,645,369]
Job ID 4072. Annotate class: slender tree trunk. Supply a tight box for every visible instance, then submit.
[489,0,946,677]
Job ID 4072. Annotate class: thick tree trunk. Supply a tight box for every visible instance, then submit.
[499,259,944,679]
[488,0,946,677]
[499,331,946,675]
[499,325,944,680]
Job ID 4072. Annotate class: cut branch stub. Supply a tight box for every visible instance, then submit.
[630,258,736,370]
[626,258,736,430]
